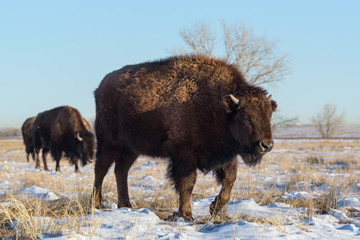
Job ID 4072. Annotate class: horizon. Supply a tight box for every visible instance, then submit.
[1,1,359,128]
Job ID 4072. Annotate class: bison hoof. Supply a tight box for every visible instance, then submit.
[182,215,194,222]
[209,201,218,216]
[166,212,194,222]
[209,203,231,222]
[118,202,133,208]
[209,201,227,216]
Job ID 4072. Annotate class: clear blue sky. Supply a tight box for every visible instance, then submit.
[1,1,359,128]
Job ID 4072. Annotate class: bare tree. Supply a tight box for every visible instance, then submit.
[311,104,345,138]
[178,22,291,86]
[179,23,216,56]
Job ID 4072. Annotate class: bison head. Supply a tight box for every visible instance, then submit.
[75,131,95,166]
[223,89,277,166]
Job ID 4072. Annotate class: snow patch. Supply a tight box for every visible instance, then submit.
[19,185,59,201]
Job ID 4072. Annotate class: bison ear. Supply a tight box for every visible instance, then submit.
[267,94,277,111]
[271,100,277,112]
[222,94,243,113]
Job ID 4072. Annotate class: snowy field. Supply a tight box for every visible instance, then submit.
[0,132,360,239]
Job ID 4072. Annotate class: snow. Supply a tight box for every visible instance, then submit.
[31,200,359,240]
[19,185,59,201]
[1,138,360,239]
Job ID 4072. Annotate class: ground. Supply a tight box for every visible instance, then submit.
[0,126,360,239]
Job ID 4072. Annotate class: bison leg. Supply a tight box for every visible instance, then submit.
[31,150,36,161]
[210,158,237,216]
[33,130,42,169]
[42,148,50,171]
[93,146,119,209]
[50,147,62,172]
[168,156,197,221]
[114,149,138,208]
[34,148,41,169]
[71,157,80,173]
[25,150,30,162]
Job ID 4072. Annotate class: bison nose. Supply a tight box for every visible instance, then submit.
[259,139,274,153]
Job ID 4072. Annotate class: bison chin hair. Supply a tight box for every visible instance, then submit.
[239,152,263,167]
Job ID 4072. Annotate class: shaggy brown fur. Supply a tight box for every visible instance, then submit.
[94,55,277,220]
[21,116,36,162]
[33,106,95,172]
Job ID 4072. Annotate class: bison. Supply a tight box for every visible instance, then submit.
[21,116,37,162]
[93,55,277,220]
[33,106,95,172]
[22,116,50,170]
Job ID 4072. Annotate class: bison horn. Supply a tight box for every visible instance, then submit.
[229,94,240,105]
[76,133,83,142]
[267,94,272,102]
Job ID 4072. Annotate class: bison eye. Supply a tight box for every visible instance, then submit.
[242,115,250,120]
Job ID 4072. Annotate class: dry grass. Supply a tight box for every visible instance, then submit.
[0,194,98,239]
[0,138,360,236]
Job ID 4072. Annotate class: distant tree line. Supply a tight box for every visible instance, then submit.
[0,128,21,137]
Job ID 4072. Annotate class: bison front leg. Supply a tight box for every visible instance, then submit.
[168,159,197,221]
[210,158,237,216]
[70,157,80,173]
[114,149,138,208]
[178,170,197,221]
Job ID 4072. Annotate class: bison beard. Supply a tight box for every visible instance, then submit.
[240,152,264,166]
[93,55,276,220]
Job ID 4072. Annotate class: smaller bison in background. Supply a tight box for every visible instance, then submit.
[94,55,277,220]
[33,106,95,172]
[21,116,37,162]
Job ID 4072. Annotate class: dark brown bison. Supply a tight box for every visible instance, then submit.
[93,55,277,220]
[33,106,95,172]
[21,116,37,162]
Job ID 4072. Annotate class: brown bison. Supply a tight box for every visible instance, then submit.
[33,106,95,172]
[21,116,37,162]
[93,55,277,220]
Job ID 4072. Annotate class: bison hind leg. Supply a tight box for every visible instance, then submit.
[93,145,118,209]
[42,148,50,171]
[114,148,138,208]
[210,158,237,217]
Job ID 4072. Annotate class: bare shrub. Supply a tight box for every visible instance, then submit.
[311,104,345,138]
